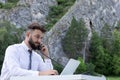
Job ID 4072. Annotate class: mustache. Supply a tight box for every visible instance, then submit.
[35,42,40,45]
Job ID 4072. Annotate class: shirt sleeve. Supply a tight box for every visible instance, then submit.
[37,56,53,71]
[4,45,39,76]
[44,59,53,69]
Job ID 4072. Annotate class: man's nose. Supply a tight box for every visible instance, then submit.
[38,38,42,43]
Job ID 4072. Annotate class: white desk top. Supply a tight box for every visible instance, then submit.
[10,74,106,80]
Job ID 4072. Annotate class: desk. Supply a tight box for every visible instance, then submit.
[10,74,106,80]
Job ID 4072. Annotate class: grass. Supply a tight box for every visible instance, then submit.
[106,76,120,80]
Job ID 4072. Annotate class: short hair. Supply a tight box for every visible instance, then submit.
[27,22,46,33]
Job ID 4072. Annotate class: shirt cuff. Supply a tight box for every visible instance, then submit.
[29,70,39,76]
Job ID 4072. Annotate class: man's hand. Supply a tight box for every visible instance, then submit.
[38,70,58,75]
[40,44,49,59]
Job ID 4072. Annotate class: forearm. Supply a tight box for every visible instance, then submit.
[9,66,39,76]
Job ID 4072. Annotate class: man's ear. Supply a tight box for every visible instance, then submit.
[26,31,31,37]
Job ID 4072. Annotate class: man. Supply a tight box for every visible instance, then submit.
[1,22,58,80]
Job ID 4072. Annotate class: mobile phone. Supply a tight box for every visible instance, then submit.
[37,44,42,50]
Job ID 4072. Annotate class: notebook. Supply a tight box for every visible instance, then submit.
[60,58,80,75]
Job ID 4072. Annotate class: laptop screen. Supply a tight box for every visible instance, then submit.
[60,58,80,75]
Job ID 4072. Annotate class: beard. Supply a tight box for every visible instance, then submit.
[28,37,40,50]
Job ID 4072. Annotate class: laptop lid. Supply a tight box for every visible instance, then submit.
[60,58,80,75]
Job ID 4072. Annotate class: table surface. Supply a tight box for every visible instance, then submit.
[10,74,106,80]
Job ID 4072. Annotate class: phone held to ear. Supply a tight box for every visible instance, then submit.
[37,44,42,50]
[37,44,46,51]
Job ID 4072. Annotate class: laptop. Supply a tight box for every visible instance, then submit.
[60,58,80,75]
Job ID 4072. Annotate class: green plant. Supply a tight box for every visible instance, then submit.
[0,0,19,9]
[89,23,120,76]
[89,30,112,75]
[75,57,86,74]
[112,55,120,75]
[62,17,88,59]
[2,3,15,9]
[111,29,120,75]
[0,2,3,8]
[45,0,75,31]
[52,61,63,74]
[8,0,19,3]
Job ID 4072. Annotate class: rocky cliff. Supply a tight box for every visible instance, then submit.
[0,0,120,65]
[44,0,120,65]
[0,0,57,27]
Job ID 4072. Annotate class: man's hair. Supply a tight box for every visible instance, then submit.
[27,22,46,33]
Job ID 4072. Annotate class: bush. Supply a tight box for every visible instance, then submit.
[90,23,120,76]
[75,57,86,74]
[0,2,3,8]
[53,62,63,74]
[0,0,19,9]
[2,3,15,9]
[112,55,120,75]
[45,0,75,31]
[89,31,112,75]
[7,0,19,3]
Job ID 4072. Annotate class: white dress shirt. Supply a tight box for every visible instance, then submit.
[0,41,53,80]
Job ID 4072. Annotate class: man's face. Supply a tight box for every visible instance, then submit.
[28,29,44,50]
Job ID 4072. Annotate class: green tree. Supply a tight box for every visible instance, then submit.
[62,17,88,59]
[89,31,111,75]
[111,29,120,75]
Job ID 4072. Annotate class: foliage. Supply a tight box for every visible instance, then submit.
[75,57,86,74]
[89,23,120,76]
[112,55,120,75]
[101,23,113,54]
[7,0,19,3]
[0,21,23,73]
[89,31,111,75]
[75,57,101,76]
[45,0,75,31]
[107,76,120,80]
[52,61,63,74]
[112,29,120,55]
[0,0,19,9]
[85,63,96,75]
[111,30,120,75]
[62,17,88,59]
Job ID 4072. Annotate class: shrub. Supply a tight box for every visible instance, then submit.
[0,0,19,9]
[75,57,86,74]
[112,55,120,75]
[90,23,120,76]
[7,0,19,3]
[45,0,75,31]
[89,31,112,75]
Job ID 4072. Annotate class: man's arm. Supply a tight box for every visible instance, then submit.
[4,46,39,76]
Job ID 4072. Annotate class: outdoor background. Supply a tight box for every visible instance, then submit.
[0,0,120,80]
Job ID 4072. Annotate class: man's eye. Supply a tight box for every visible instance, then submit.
[34,35,40,38]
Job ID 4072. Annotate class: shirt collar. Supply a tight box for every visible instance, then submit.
[21,41,30,51]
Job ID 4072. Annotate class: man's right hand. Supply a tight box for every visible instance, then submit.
[38,70,58,75]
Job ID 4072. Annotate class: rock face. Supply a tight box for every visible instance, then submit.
[1,0,120,65]
[44,0,120,65]
[0,0,57,27]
